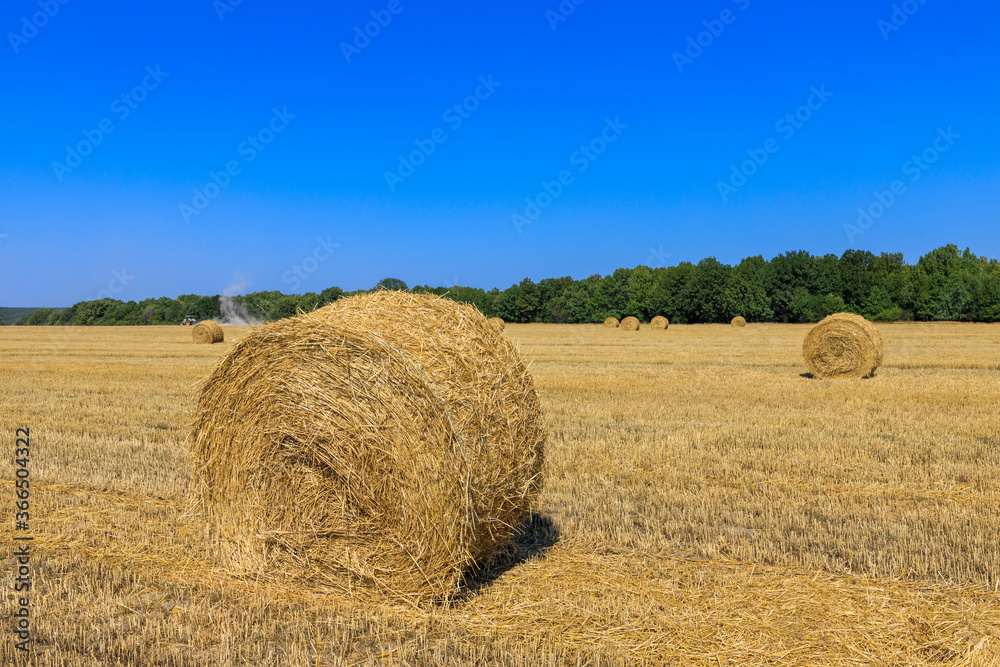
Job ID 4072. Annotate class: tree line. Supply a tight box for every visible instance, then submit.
[12,245,1000,326]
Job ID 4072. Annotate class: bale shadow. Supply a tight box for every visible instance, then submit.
[800,372,815,379]
[457,512,559,597]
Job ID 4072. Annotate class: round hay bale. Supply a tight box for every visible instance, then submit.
[603,317,619,328]
[206,320,224,342]
[650,316,668,330]
[731,316,746,328]
[620,316,640,331]
[803,312,883,379]
[488,317,505,331]
[192,321,224,344]
[191,292,545,600]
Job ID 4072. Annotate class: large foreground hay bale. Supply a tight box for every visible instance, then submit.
[192,320,224,344]
[191,292,545,600]
[803,312,883,379]
[650,316,668,330]
[731,316,746,328]
[620,316,640,331]
[603,317,619,328]
[488,317,505,331]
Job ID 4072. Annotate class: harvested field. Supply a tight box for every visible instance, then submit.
[1,322,999,665]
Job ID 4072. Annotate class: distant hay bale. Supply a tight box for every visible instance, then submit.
[206,321,224,342]
[803,312,883,379]
[191,291,546,600]
[620,317,640,331]
[603,317,619,328]
[650,316,669,330]
[488,317,505,331]
[192,321,224,344]
[731,316,746,328]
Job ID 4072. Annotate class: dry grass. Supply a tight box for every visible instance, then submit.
[192,293,544,600]
[2,322,999,665]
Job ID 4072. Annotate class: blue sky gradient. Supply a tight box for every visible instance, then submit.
[2,0,998,306]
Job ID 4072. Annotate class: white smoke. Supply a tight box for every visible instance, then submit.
[216,277,262,326]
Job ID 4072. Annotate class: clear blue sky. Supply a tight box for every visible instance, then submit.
[2,0,997,306]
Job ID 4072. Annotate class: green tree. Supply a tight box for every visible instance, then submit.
[551,277,598,323]
[788,287,815,323]
[589,269,632,320]
[513,278,541,322]
[647,263,693,322]
[815,253,843,296]
[318,286,344,306]
[915,245,980,319]
[678,258,730,323]
[20,308,57,325]
[861,286,895,320]
[872,252,906,303]
[101,300,142,325]
[300,292,320,312]
[839,249,877,312]
[768,250,818,321]
[163,298,186,324]
[974,272,1000,321]
[538,277,573,322]
[74,299,115,325]
[724,255,772,321]
[814,293,847,318]
[935,278,976,321]
[15,245,1000,327]
[624,266,656,320]
[375,277,409,291]
[492,283,519,321]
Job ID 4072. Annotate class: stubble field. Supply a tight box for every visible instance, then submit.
[1,322,999,666]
